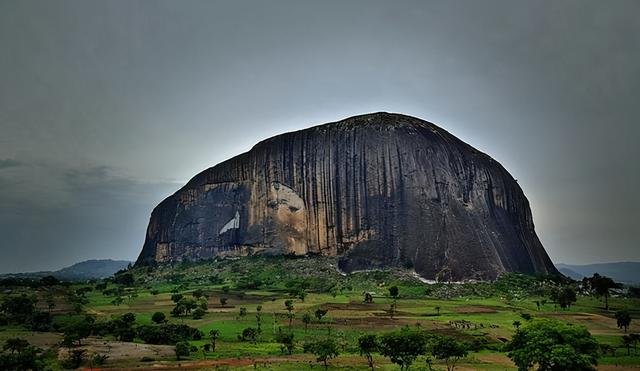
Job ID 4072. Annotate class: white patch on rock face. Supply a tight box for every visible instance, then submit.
[219,211,240,234]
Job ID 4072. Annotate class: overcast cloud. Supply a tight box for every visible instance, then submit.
[0,0,638,272]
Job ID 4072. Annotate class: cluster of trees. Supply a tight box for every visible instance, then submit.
[58,312,203,348]
[353,327,468,371]
[0,294,53,332]
[0,338,49,371]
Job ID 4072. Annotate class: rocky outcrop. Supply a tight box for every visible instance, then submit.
[135,112,557,280]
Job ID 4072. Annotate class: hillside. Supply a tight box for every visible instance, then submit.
[556,262,640,284]
[1,259,131,281]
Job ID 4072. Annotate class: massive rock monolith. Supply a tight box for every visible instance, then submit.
[135,113,557,280]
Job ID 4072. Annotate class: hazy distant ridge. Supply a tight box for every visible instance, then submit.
[1,259,131,281]
[555,262,640,284]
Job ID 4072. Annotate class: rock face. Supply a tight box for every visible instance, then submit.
[135,113,557,280]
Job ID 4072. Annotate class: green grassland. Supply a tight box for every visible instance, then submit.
[1,255,639,370]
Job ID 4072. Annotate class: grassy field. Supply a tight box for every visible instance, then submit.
[1,256,639,370]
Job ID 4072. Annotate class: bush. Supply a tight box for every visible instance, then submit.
[151,312,166,324]
[175,341,190,360]
[506,319,599,371]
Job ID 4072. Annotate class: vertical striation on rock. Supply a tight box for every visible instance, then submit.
[135,112,558,280]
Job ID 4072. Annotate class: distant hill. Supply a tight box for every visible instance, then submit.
[1,259,131,281]
[555,262,640,284]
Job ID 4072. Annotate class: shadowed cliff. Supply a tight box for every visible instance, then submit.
[135,112,557,281]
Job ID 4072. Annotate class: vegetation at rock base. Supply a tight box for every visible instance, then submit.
[0,255,638,369]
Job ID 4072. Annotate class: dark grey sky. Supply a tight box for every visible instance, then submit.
[1,0,638,273]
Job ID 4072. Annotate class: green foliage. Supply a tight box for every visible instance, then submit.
[358,334,378,370]
[0,338,46,371]
[113,272,135,286]
[378,327,428,370]
[208,329,220,352]
[175,341,190,360]
[388,286,399,299]
[615,311,632,332]
[1,294,36,324]
[238,327,258,343]
[430,335,468,371]
[550,286,577,310]
[304,338,340,370]
[585,273,620,310]
[506,319,599,371]
[151,311,166,324]
[137,323,203,345]
[314,308,328,321]
[275,329,295,354]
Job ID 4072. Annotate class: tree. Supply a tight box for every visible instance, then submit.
[506,319,599,371]
[63,349,87,369]
[388,302,397,319]
[302,313,312,331]
[175,341,190,360]
[434,306,441,316]
[513,321,522,329]
[152,312,166,324]
[3,338,29,354]
[208,329,220,352]
[379,327,428,370]
[551,286,577,310]
[588,273,619,310]
[239,307,247,320]
[219,297,228,306]
[622,335,634,356]
[256,305,262,330]
[275,329,295,355]
[304,338,339,370]
[364,292,374,303]
[192,307,206,319]
[171,293,184,303]
[0,339,44,370]
[315,308,328,322]
[284,300,295,329]
[114,272,135,286]
[388,286,399,300]
[1,294,36,324]
[239,327,258,343]
[615,311,632,332]
[29,311,52,332]
[431,336,468,371]
[358,334,378,371]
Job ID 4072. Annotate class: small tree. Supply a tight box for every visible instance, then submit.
[388,286,399,300]
[152,312,166,324]
[239,327,258,343]
[616,311,632,332]
[435,306,441,316]
[379,327,428,371]
[275,328,295,355]
[171,293,184,303]
[239,307,247,320]
[358,334,378,371]
[364,292,374,303]
[513,321,522,329]
[175,341,190,360]
[431,335,468,371]
[208,329,220,352]
[302,313,312,331]
[304,338,339,370]
[192,307,206,319]
[284,300,295,329]
[219,297,228,306]
[588,273,619,310]
[315,308,328,322]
